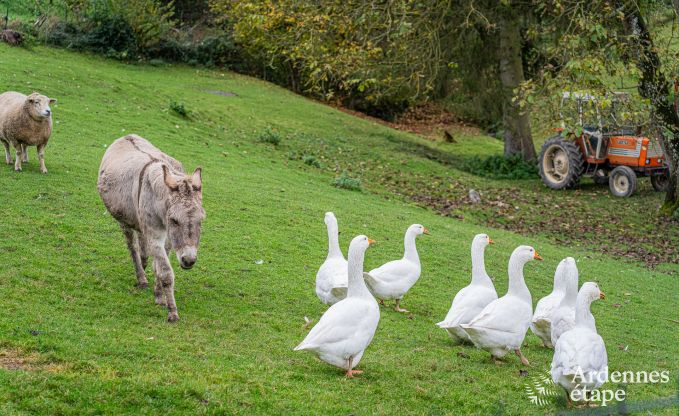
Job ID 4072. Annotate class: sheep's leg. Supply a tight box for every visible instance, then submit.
[121,225,148,289]
[2,140,12,165]
[37,143,47,174]
[150,242,179,322]
[21,144,28,163]
[12,141,22,171]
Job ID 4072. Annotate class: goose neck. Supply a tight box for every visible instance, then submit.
[403,231,419,263]
[575,295,597,331]
[347,249,372,298]
[507,257,531,303]
[471,243,490,285]
[326,222,342,258]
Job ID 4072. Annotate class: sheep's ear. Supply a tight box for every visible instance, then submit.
[191,167,202,192]
[49,98,57,104]
[162,165,178,191]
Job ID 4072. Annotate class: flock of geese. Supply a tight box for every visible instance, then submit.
[295,212,608,406]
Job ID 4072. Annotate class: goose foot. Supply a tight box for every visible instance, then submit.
[394,299,409,313]
[345,369,363,378]
[345,357,363,378]
[514,349,530,366]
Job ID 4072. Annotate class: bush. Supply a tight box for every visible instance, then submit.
[80,13,138,58]
[460,155,538,180]
[169,101,189,117]
[258,128,282,146]
[302,155,323,168]
[332,172,362,191]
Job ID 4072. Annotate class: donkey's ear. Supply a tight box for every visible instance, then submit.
[191,167,202,191]
[162,165,179,191]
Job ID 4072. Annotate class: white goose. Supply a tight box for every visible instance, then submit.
[550,259,579,347]
[436,234,498,344]
[295,235,379,378]
[364,224,428,313]
[460,245,541,365]
[315,212,348,305]
[530,257,572,348]
[551,282,607,407]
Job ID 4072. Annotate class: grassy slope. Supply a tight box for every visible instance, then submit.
[0,46,677,415]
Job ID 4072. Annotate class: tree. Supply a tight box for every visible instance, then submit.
[497,7,536,161]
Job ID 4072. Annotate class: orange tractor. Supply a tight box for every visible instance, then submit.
[539,92,670,197]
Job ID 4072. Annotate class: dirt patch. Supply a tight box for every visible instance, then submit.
[332,102,480,139]
[0,348,67,373]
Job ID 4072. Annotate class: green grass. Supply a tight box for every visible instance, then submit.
[0,45,677,415]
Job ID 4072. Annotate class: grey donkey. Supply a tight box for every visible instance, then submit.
[97,134,205,322]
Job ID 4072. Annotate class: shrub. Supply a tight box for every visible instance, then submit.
[79,13,138,58]
[169,101,189,117]
[332,172,362,191]
[460,155,538,180]
[302,155,323,168]
[258,128,282,146]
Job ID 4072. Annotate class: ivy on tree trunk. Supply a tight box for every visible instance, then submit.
[621,5,679,216]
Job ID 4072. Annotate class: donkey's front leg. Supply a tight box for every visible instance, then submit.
[151,245,179,322]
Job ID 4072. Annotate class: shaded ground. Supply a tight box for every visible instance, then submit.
[296,103,679,270]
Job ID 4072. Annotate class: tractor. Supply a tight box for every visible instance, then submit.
[538,92,670,197]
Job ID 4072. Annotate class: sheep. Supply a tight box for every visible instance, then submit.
[0,91,56,173]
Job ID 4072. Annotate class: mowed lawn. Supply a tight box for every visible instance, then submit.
[0,45,677,415]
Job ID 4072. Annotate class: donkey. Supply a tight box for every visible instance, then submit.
[97,134,205,322]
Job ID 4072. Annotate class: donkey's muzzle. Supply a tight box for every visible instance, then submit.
[180,255,196,269]
[177,247,197,270]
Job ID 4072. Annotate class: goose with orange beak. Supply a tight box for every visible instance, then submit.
[295,235,379,378]
[364,224,429,313]
[551,282,607,407]
[437,234,498,344]
[460,245,542,365]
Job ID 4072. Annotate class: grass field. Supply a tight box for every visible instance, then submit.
[0,45,677,415]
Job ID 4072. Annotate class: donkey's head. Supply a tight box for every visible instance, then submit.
[163,165,205,269]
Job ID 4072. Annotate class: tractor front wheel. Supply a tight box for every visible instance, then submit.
[539,136,585,190]
[650,173,670,192]
[609,166,637,197]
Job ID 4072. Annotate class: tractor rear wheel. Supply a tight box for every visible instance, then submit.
[539,136,585,190]
[650,173,670,192]
[609,166,637,197]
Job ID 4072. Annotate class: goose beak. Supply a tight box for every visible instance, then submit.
[534,251,543,261]
[423,227,430,235]
[488,237,494,244]
[368,238,376,245]
[599,291,606,300]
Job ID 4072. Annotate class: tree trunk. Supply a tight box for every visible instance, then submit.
[498,11,535,161]
[621,6,679,216]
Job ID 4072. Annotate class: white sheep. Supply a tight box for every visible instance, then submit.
[0,91,56,173]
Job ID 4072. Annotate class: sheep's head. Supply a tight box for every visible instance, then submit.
[25,92,56,121]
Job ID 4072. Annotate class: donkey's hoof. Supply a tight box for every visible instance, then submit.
[167,312,180,322]
[136,282,149,289]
